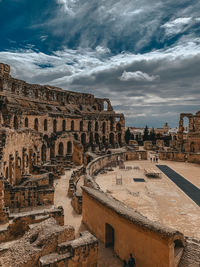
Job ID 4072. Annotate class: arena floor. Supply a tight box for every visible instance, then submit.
[95,160,200,239]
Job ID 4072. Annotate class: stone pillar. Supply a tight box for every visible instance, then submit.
[0,177,8,224]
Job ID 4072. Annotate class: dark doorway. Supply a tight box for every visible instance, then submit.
[105,223,115,248]
[41,144,47,162]
[67,141,72,154]
[58,142,64,156]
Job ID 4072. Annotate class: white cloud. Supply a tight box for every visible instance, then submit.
[161,17,192,36]
[56,0,78,14]
[119,71,159,82]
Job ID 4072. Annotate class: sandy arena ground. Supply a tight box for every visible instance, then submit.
[96,160,200,239]
[54,170,123,267]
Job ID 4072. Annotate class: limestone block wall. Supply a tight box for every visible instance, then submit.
[159,151,200,164]
[82,186,185,267]
[0,218,75,267]
[0,206,64,243]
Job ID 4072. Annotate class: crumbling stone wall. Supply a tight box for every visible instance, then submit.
[82,186,185,267]
[0,62,125,218]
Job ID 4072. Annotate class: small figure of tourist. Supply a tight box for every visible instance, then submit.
[150,157,152,163]
[123,259,128,267]
[128,253,136,267]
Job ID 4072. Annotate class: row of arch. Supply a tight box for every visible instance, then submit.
[14,116,122,133]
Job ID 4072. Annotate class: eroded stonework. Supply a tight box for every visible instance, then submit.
[0,62,125,220]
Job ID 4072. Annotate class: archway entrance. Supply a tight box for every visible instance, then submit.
[105,223,115,248]
[58,142,64,156]
[67,141,72,154]
[41,144,47,162]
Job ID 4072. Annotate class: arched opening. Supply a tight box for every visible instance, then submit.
[44,119,48,131]
[53,119,57,133]
[110,120,114,131]
[105,223,115,248]
[81,133,86,146]
[116,122,121,131]
[41,144,47,162]
[58,142,64,156]
[183,117,189,133]
[34,118,38,131]
[104,101,108,111]
[25,117,28,128]
[89,133,93,145]
[62,120,66,131]
[88,121,92,132]
[14,116,18,130]
[67,141,72,154]
[174,239,184,258]
[5,167,8,180]
[71,120,74,131]
[95,122,98,131]
[102,122,106,134]
[118,133,121,145]
[74,133,78,140]
[102,136,106,145]
[190,142,195,153]
[80,121,83,131]
[50,143,55,158]
[109,133,115,146]
[95,133,99,144]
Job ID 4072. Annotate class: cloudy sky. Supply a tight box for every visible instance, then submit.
[1,0,200,127]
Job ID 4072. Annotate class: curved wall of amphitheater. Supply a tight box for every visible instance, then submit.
[82,151,185,267]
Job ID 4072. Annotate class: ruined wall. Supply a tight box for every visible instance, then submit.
[159,151,200,164]
[82,187,185,267]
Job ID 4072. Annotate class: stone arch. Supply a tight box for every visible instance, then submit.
[105,223,115,248]
[95,121,99,131]
[81,133,86,146]
[89,133,93,145]
[110,120,114,131]
[116,122,121,131]
[80,121,83,131]
[67,141,72,154]
[190,142,195,153]
[71,120,74,131]
[118,133,121,145]
[41,144,47,162]
[109,133,115,146]
[88,121,92,132]
[95,133,99,144]
[50,143,55,158]
[34,118,38,131]
[74,133,78,140]
[53,119,57,133]
[102,122,106,134]
[174,239,184,261]
[62,120,66,131]
[14,115,18,130]
[58,142,64,156]
[25,117,29,128]
[44,119,48,131]
[104,101,108,111]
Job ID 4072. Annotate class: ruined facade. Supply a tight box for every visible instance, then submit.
[0,62,125,219]
[177,111,200,153]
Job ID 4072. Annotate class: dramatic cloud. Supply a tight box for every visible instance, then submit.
[119,71,159,82]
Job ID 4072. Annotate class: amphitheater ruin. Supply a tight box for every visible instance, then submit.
[0,62,199,267]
